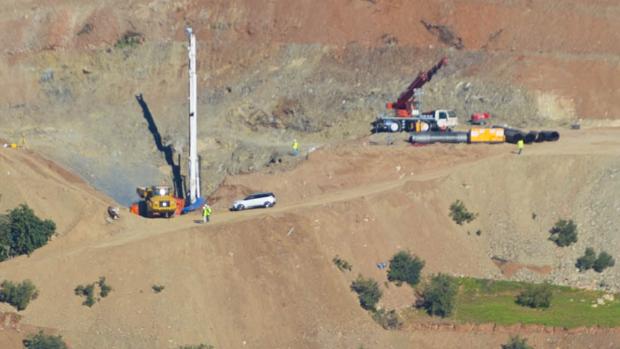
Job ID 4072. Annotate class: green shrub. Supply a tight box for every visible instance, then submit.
[0,280,39,311]
[501,335,533,349]
[23,331,68,349]
[152,284,165,293]
[74,283,97,307]
[516,283,552,309]
[372,308,402,330]
[420,274,458,317]
[593,251,615,272]
[114,31,144,49]
[98,277,112,298]
[332,255,352,272]
[449,200,477,225]
[75,276,113,307]
[351,275,382,311]
[0,204,56,261]
[576,247,597,271]
[549,219,577,247]
[387,251,425,287]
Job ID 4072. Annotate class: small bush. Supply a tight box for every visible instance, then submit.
[98,277,112,298]
[516,283,552,309]
[449,200,477,225]
[23,331,68,349]
[75,276,112,307]
[0,204,56,261]
[351,275,382,311]
[0,280,39,311]
[420,274,458,317]
[549,219,577,247]
[115,31,144,49]
[372,308,402,330]
[593,251,615,272]
[501,335,533,349]
[387,251,425,287]
[152,284,165,293]
[332,255,352,272]
[74,283,96,307]
[576,247,597,272]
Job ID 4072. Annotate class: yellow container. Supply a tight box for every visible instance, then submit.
[469,128,505,143]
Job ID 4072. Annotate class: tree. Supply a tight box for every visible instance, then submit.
[387,251,425,287]
[0,280,39,311]
[351,275,382,311]
[23,331,68,349]
[593,251,615,272]
[421,274,458,317]
[516,283,552,309]
[449,200,477,225]
[576,247,597,272]
[548,219,577,247]
[0,204,56,261]
[501,335,533,349]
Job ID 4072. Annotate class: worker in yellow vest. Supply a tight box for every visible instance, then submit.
[517,139,524,155]
[202,204,212,223]
[292,139,300,156]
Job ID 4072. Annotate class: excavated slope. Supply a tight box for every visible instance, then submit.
[0,129,619,348]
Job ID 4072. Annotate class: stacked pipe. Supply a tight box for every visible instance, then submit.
[496,127,559,144]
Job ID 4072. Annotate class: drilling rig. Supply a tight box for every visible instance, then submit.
[131,27,204,217]
[182,26,205,213]
[372,57,457,133]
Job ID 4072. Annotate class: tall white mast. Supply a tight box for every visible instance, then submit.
[186,27,200,203]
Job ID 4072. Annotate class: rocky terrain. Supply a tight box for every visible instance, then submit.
[1,0,620,348]
[1,0,619,205]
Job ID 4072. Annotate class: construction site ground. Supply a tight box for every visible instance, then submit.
[0,128,619,348]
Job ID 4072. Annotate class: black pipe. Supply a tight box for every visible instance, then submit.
[540,131,560,142]
[535,132,546,142]
[524,131,537,144]
[502,128,524,144]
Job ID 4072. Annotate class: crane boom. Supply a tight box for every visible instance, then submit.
[388,57,447,117]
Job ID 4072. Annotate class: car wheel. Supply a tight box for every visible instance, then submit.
[264,202,272,208]
[238,204,245,211]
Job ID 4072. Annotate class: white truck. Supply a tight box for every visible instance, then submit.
[372,109,458,133]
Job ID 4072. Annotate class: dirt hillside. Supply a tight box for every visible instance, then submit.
[1,0,619,203]
[0,128,619,348]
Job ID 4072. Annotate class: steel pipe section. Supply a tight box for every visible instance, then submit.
[539,131,560,142]
[409,132,468,144]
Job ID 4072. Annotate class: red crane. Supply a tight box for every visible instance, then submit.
[386,57,448,117]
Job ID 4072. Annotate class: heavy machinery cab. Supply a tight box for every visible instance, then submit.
[136,185,177,218]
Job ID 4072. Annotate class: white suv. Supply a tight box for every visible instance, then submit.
[231,192,277,211]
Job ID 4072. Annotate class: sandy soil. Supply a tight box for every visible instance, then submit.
[0,128,619,348]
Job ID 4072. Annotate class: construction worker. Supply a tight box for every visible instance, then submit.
[291,139,300,156]
[517,139,524,155]
[202,203,212,223]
